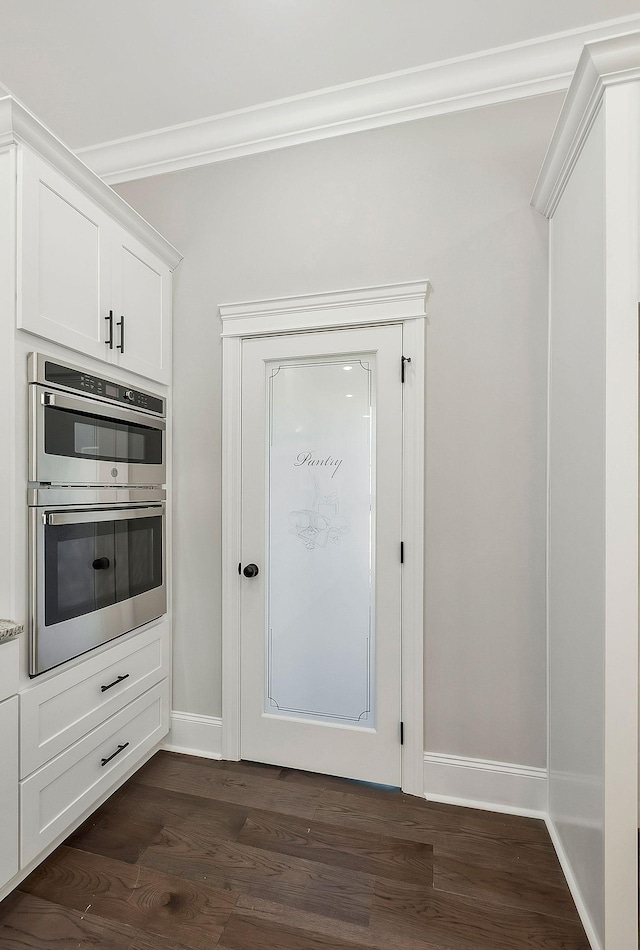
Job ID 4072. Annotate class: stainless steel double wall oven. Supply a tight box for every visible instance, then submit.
[28,353,167,676]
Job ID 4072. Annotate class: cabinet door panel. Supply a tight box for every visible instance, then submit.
[113,229,171,384]
[18,149,110,360]
[0,696,18,889]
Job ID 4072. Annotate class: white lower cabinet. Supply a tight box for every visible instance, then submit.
[0,696,18,888]
[19,621,171,870]
[21,678,169,866]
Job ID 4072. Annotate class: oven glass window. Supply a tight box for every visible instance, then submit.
[45,521,116,624]
[44,513,163,626]
[45,406,162,464]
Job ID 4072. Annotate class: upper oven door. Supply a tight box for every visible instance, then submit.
[30,385,166,487]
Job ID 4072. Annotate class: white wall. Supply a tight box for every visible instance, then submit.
[116,93,561,769]
[547,88,639,949]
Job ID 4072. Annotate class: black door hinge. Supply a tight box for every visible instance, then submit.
[400,541,404,564]
[400,721,404,745]
[401,355,411,383]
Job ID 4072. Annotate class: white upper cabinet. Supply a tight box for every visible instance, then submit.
[110,227,171,382]
[18,148,111,362]
[4,97,182,385]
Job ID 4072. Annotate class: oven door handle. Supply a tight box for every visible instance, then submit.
[44,505,164,526]
[38,387,165,430]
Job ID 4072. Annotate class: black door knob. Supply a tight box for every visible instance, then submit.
[243,563,259,578]
[92,556,110,570]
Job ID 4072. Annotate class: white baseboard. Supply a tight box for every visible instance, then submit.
[423,752,547,817]
[162,711,222,759]
[544,815,602,950]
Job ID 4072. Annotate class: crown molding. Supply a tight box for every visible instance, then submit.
[219,280,430,338]
[532,30,640,216]
[0,95,182,268]
[76,14,640,185]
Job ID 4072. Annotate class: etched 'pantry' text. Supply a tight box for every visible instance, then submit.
[294,452,343,478]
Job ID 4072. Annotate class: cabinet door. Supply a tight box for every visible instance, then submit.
[111,226,171,384]
[18,148,112,360]
[0,696,18,889]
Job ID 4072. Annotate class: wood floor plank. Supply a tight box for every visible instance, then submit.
[218,912,376,950]
[316,789,552,847]
[65,811,164,864]
[18,844,236,949]
[233,893,451,950]
[237,807,433,884]
[138,823,373,925]
[371,876,591,950]
[0,890,208,950]
[114,781,251,837]
[277,767,403,800]
[133,751,321,818]
[194,757,284,780]
[433,849,578,920]
[138,821,311,902]
[313,791,563,872]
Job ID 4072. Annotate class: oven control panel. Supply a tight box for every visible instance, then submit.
[41,360,164,415]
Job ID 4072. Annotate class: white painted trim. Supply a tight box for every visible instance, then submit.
[423,752,548,817]
[221,335,242,761]
[545,815,603,950]
[0,96,182,268]
[532,30,640,216]
[399,318,425,797]
[78,16,640,185]
[601,80,639,950]
[219,281,430,338]
[162,711,222,759]
[220,282,427,794]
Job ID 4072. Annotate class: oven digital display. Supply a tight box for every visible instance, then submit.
[42,359,165,414]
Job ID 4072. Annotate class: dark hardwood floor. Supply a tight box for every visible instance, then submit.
[0,752,590,949]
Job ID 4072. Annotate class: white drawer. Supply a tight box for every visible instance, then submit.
[20,679,169,867]
[21,620,170,777]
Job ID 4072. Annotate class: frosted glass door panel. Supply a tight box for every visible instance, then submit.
[267,357,375,725]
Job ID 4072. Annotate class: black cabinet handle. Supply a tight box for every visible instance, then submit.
[101,673,130,693]
[100,742,129,767]
[243,563,259,578]
[117,314,125,354]
[105,310,114,349]
[92,556,110,570]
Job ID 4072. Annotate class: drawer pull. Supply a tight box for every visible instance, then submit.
[101,674,130,693]
[100,742,129,767]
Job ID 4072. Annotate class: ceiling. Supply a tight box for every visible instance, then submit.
[0,0,639,151]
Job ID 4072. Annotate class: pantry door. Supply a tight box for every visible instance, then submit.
[240,324,403,785]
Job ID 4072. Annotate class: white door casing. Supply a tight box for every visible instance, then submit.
[220,281,428,796]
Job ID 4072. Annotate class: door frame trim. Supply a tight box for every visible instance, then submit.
[219,280,429,796]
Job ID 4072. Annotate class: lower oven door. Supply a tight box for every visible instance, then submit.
[30,504,166,676]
